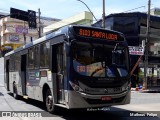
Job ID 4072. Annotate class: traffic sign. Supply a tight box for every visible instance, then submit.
[129,46,144,55]
[10,8,28,21]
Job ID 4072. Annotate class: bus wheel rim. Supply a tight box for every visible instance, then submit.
[46,95,53,111]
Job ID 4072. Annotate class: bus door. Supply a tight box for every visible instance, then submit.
[5,59,10,91]
[51,43,65,104]
[21,54,27,95]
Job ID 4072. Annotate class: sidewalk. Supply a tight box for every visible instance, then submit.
[141,86,160,93]
[131,86,160,93]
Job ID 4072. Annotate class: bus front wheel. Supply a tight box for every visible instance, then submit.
[45,89,57,113]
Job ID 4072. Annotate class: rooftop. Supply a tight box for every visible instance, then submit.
[94,12,160,24]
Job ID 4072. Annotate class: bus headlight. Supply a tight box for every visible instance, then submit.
[69,81,83,92]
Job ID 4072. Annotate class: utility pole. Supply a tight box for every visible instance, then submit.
[102,0,105,28]
[23,21,26,44]
[38,8,41,38]
[143,0,151,90]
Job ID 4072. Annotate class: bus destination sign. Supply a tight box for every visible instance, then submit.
[74,27,121,41]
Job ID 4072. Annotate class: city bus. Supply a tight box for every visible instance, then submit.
[4,25,131,113]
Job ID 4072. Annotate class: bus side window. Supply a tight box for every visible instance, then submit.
[9,55,15,71]
[51,44,64,73]
[40,42,50,68]
[35,45,40,69]
[28,47,35,69]
[57,45,64,73]
[15,54,21,71]
[51,46,57,72]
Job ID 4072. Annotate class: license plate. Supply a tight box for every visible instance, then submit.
[101,96,112,101]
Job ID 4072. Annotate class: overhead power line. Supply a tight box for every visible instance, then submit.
[123,6,146,13]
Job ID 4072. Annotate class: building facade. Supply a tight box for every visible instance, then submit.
[93,12,160,87]
[151,8,160,16]
[0,12,60,56]
[44,11,93,34]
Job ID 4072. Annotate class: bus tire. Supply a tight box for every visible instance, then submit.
[13,83,19,99]
[45,89,57,113]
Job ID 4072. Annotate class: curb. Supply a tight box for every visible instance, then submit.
[131,87,160,93]
[140,90,160,93]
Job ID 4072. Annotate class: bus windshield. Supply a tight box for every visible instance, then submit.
[71,41,129,78]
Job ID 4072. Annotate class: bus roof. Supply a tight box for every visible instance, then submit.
[4,25,125,57]
[4,25,69,57]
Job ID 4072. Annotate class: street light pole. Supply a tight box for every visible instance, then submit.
[23,21,26,45]
[144,0,151,90]
[102,0,105,28]
[77,0,99,23]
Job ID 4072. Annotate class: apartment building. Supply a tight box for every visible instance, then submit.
[0,12,60,56]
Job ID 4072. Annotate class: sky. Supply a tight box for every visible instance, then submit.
[0,0,159,22]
